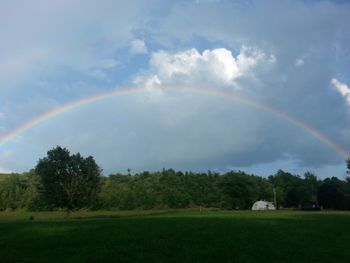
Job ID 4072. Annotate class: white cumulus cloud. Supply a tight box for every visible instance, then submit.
[134,46,273,88]
[331,78,350,106]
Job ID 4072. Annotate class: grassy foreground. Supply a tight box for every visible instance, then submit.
[0,210,349,263]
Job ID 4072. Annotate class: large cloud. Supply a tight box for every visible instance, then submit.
[133,46,274,89]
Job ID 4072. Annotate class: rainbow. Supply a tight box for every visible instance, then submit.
[0,85,348,159]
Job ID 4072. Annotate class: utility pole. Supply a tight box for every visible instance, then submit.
[273,186,277,209]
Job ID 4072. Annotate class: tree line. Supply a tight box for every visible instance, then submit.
[1,146,350,211]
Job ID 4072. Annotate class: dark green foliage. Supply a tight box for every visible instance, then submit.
[1,155,350,211]
[0,171,41,210]
[35,146,102,211]
[97,170,274,210]
[23,170,48,211]
[303,171,319,202]
[1,211,350,263]
[184,171,222,208]
[0,173,27,210]
[269,170,315,208]
[220,171,259,209]
[159,169,191,208]
[345,158,350,210]
[318,177,346,210]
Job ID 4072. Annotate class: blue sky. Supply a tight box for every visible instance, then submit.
[0,0,350,178]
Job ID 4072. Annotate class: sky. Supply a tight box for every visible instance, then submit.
[0,0,350,178]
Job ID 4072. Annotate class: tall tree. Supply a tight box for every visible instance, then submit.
[317,177,345,210]
[220,171,259,209]
[345,158,350,210]
[35,146,102,211]
[303,171,319,203]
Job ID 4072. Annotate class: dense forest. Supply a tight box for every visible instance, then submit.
[1,146,349,211]
[1,167,350,211]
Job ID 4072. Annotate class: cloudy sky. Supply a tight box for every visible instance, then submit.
[0,0,350,177]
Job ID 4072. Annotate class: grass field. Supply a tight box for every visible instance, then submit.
[0,210,349,263]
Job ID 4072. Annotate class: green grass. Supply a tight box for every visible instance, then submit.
[0,210,349,263]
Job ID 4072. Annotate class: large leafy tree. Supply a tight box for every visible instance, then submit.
[317,177,346,210]
[220,171,260,209]
[269,170,311,208]
[35,146,102,211]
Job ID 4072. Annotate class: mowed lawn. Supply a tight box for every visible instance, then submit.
[0,210,349,263]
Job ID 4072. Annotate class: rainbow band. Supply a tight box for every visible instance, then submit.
[0,86,348,159]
